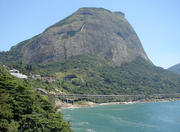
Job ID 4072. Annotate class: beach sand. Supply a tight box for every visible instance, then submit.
[56,98,179,111]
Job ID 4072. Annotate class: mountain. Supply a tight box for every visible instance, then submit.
[0,7,180,95]
[0,7,149,65]
[168,63,180,74]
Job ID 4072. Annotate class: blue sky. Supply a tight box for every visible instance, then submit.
[0,0,179,68]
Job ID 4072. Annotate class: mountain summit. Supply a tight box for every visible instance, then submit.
[5,8,149,65]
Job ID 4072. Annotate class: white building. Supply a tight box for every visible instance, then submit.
[9,69,28,79]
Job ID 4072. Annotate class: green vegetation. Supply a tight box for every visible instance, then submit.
[0,65,73,132]
[40,55,180,95]
[4,55,180,95]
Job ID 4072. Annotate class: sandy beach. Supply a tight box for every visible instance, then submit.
[56,98,179,111]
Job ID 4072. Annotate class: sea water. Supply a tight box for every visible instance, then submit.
[63,101,180,132]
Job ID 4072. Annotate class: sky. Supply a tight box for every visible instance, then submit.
[0,0,180,69]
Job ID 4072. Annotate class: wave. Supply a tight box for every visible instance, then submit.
[107,114,160,129]
[85,128,96,132]
[63,114,73,120]
[72,121,89,126]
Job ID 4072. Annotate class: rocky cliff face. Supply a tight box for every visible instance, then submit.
[168,63,180,74]
[5,8,150,65]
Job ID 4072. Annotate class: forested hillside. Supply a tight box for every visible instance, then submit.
[4,55,180,95]
[0,65,72,132]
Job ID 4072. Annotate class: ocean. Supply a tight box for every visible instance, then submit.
[63,101,180,132]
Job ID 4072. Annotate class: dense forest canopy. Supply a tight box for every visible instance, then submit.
[0,65,73,132]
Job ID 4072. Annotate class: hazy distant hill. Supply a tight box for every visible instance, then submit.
[168,63,180,74]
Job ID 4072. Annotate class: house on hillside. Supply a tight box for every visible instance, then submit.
[30,74,56,82]
[30,74,41,80]
[9,69,28,79]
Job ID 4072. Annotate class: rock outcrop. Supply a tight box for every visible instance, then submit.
[6,7,150,65]
[168,63,180,74]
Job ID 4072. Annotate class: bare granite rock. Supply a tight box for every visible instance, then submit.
[9,7,150,65]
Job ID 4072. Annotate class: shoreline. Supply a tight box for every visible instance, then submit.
[56,98,180,111]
